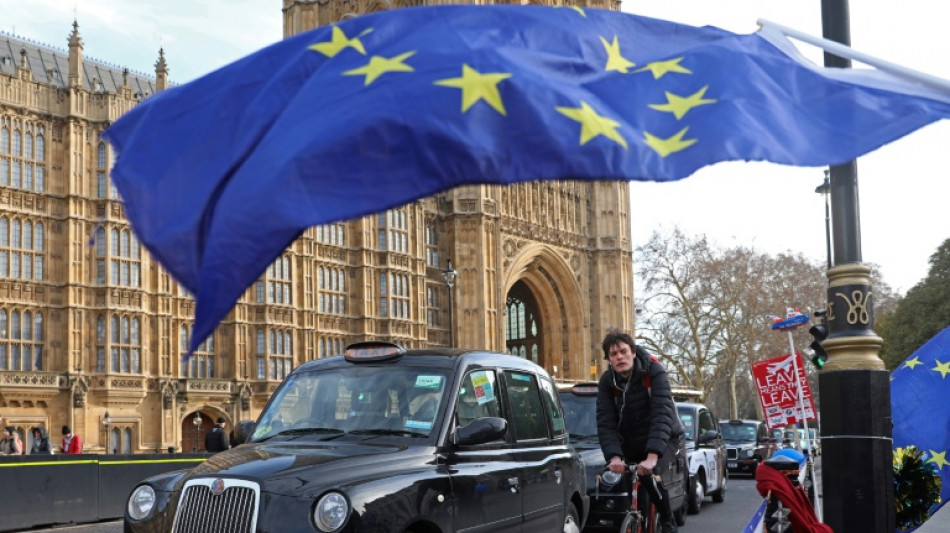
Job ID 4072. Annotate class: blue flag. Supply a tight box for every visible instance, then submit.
[892,326,950,523]
[101,5,950,353]
[741,497,768,533]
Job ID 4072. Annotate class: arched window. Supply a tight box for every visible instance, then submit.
[505,281,542,364]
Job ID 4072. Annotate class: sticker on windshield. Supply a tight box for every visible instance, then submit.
[415,375,443,389]
[405,420,433,430]
[470,372,495,405]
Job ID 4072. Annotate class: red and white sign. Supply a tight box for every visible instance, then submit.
[751,352,816,429]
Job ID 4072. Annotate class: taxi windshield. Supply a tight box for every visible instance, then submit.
[720,423,758,443]
[252,365,451,441]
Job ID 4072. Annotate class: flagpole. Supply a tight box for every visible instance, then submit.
[785,330,822,521]
[757,19,950,94]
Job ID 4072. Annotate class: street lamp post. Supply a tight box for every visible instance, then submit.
[102,412,111,454]
[441,260,457,348]
[820,1,892,531]
[192,412,202,453]
[815,169,832,270]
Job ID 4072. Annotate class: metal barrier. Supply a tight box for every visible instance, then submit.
[0,453,207,532]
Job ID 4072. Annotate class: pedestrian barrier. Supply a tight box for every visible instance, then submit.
[0,453,206,532]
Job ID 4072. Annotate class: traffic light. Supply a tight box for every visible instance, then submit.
[809,310,829,369]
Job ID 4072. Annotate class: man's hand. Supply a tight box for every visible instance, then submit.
[636,453,659,475]
[607,456,625,474]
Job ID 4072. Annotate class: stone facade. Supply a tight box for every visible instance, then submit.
[0,1,632,454]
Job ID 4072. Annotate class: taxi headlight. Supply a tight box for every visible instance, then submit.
[599,470,622,488]
[127,485,156,521]
[313,491,349,532]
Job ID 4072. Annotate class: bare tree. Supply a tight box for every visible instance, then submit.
[634,228,831,419]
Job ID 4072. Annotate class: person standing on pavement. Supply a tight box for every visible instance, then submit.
[29,427,53,454]
[596,330,683,533]
[204,417,230,453]
[60,425,82,454]
[0,426,21,455]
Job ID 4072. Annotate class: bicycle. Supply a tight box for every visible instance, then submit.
[610,463,662,533]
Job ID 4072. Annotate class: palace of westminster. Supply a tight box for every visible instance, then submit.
[0,0,634,454]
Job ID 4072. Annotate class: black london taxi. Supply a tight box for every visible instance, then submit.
[719,419,776,476]
[124,342,588,533]
[558,383,688,532]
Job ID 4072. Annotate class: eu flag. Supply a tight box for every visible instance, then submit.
[892,326,950,524]
[102,5,950,352]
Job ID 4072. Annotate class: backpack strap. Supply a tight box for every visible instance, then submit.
[643,354,660,395]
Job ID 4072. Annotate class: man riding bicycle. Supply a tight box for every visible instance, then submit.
[596,330,684,533]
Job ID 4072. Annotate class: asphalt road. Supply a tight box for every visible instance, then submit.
[18,467,950,533]
[17,478,769,533]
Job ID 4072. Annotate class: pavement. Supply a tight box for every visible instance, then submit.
[914,502,950,532]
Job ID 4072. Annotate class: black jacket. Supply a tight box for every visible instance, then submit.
[596,346,682,463]
[205,426,230,453]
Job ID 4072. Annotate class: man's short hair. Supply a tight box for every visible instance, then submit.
[602,329,636,359]
[62,425,71,435]
[217,417,226,424]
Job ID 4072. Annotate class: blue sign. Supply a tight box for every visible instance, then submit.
[771,313,810,330]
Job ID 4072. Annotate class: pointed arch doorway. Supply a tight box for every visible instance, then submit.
[505,280,543,365]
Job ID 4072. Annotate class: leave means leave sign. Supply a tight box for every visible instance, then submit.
[751,353,816,429]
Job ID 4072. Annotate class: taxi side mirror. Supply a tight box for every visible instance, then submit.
[452,417,507,446]
[232,420,256,445]
[698,430,720,447]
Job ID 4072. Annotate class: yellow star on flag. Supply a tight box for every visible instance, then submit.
[644,127,697,157]
[344,51,416,86]
[903,356,923,370]
[564,6,586,17]
[928,450,950,469]
[434,64,513,115]
[555,101,628,149]
[600,36,635,74]
[933,359,950,378]
[308,26,370,57]
[636,57,692,79]
[649,86,717,119]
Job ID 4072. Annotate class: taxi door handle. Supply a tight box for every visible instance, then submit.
[507,477,520,493]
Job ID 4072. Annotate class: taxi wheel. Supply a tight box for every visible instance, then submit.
[687,474,704,515]
[563,504,581,533]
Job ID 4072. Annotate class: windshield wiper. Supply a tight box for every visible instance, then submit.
[347,429,427,438]
[259,427,344,441]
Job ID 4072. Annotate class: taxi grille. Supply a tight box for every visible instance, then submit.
[173,479,259,533]
[727,448,738,460]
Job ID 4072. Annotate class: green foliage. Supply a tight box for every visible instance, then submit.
[893,446,942,530]
[879,238,950,370]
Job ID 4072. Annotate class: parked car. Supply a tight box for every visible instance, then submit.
[559,382,688,531]
[676,402,728,514]
[124,342,589,533]
[784,427,820,456]
[719,419,776,476]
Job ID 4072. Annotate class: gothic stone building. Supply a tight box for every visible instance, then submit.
[0,0,633,454]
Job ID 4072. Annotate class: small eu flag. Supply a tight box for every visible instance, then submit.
[892,326,950,525]
[101,6,950,353]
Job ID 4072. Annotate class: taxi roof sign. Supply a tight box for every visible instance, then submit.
[344,341,406,362]
[570,383,599,395]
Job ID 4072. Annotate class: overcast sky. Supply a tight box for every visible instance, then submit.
[3,0,947,295]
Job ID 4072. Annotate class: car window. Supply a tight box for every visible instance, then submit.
[503,371,547,441]
[561,394,597,438]
[721,423,758,442]
[455,369,501,428]
[538,378,566,436]
[679,411,696,440]
[698,410,715,436]
[251,366,451,439]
